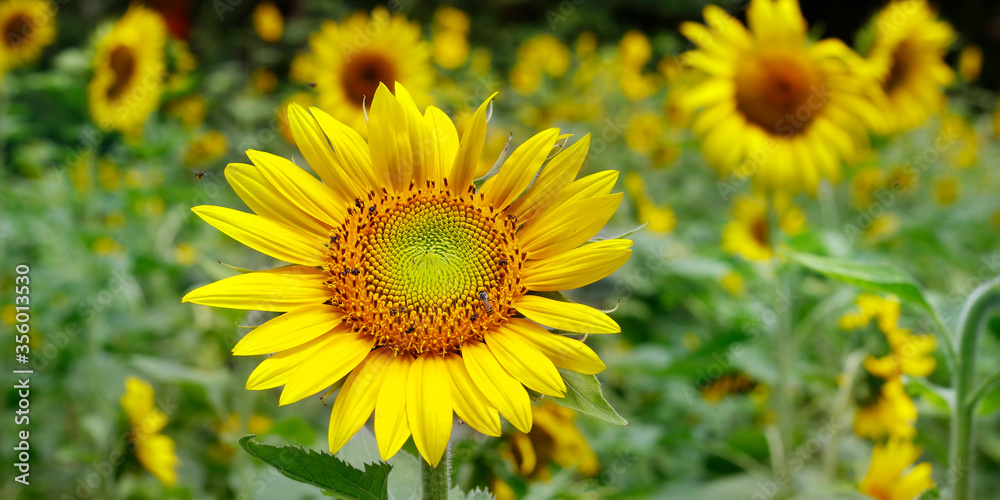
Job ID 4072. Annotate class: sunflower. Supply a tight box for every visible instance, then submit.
[252,1,283,43]
[721,193,805,261]
[853,374,916,440]
[296,8,432,135]
[120,376,180,486]
[505,400,599,479]
[88,6,167,139]
[183,82,630,467]
[680,0,879,193]
[858,439,934,500]
[866,0,954,134]
[0,0,55,72]
[840,293,937,378]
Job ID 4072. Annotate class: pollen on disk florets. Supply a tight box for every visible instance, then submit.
[323,179,526,355]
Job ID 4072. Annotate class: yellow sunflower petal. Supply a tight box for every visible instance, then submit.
[507,134,590,222]
[505,318,606,374]
[407,353,453,467]
[424,106,459,184]
[278,328,374,405]
[514,295,620,334]
[394,82,433,186]
[523,239,632,291]
[462,341,532,432]
[246,149,346,227]
[444,353,501,437]
[190,206,328,266]
[246,334,334,390]
[541,170,619,213]
[287,103,366,202]
[328,348,395,453]
[310,106,379,192]
[182,266,329,312]
[233,304,345,356]
[481,128,560,210]
[375,355,414,460]
[225,163,330,237]
[486,325,566,397]
[519,193,623,260]
[449,92,498,194]
[368,83,412,193]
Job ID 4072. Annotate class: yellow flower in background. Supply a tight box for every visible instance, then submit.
[941,114,977,168]
[617,30,658,100]
[173,243,197,266]
[165,38,196,94]
[680,0,879,193]
[88,6,168,139]
[933,176,958,205]
[510,34,570,95]
[850,166,883,208]
[853,376,916,439]
[867,0,955,134]
[865,327,936,378]
[184,130,229,166]
[957,44,982,82]
[701,372,765,403]
[252,1,283,43]
[863,213,900,245]
[183,83,629,467]
[625,172,676,233]
[0,0,55,70]
[839,293,900,333]
[721,193,805,261]
[858,439,934,500]
[719,270,746,297]
[165,94,208,128]
[250,68,278,94]
[618,30,651,69]
[297,8,432,135]
[121,377,180,486]
[505,400,599,478]
[625,112,662,154]
[432,7,470,69]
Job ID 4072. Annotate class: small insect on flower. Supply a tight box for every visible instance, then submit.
[479,290,493,314]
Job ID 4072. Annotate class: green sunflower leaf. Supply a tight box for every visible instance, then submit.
[239,435,392,500]
[787,252,934,313]
[552,369,628,426]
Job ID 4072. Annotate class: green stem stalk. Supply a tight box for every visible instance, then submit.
[421,446,451,500]
[950,275,1000,500]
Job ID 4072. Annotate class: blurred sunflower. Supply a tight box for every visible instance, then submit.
[183,83,629,467]
[858,439,933,500]
[721,193,805,261]
[866,0,954,134]
[0,0,55,71]
[252,1,283,43]
[120,377,180,486]
[504,400,599,480]
[432,7,470,69]
[296,7,432,135]
[680,0,879,193]
[88,6,167,139]
[853,375,916,439]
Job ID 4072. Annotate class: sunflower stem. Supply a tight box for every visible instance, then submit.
[421,445,451,500]
[950,275,1000,500]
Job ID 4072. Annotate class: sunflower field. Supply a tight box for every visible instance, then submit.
[3,0,1000,499]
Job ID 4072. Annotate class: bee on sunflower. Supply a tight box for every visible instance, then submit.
[680,0,881,193]
[183,82,631,467]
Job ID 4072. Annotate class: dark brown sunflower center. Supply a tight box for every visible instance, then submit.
[3,13,33,49]
[106,45,137,101]
[735,49,823,136]
[341,52,397,107]
[323,182,525,355]
[750,214,769,248]
[884,40,916,94]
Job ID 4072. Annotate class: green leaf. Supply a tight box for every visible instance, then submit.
[239,435,392,500]
[551,369,628,426]
[788,252,933,313]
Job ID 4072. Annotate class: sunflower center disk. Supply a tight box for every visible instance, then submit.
[734,48,823,135]
[325,185,525,356]
[341,52,397,106]
[3,14,33,48]
[106,45,137,100]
